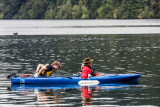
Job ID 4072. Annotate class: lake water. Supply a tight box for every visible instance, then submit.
[0,19,160,35]
[0,20,160,107]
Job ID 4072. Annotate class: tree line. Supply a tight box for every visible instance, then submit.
[0,0,159,19]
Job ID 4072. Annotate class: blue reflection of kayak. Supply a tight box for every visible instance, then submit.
[11,84,80,91]
[11,81,140,91]
[11,74,141,84]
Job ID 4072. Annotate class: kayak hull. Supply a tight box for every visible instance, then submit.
[11,74,141,84]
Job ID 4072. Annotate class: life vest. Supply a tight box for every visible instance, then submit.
[40,64,54,77]
[81,65,98,79]
[81,65,96,76]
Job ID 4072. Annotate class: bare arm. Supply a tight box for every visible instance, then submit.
[38,66,47,76]
[35,64,44,74]
[88,74,92,78]
[97,73,105,76]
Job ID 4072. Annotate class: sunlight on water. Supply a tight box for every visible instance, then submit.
[0,23,160,106]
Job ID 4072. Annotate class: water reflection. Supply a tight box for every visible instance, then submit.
[81,86,97,105]
[1,34,160,106]
[11,84,78,106]
[36,89,61,105]
[10,82,140,106]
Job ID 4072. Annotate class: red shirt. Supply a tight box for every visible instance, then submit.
[81,66,98,79]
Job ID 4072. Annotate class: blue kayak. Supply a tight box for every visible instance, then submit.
[11,74,141,84]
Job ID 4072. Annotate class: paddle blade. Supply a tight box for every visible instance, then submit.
[7,73,16,79]
[78,80,100,86]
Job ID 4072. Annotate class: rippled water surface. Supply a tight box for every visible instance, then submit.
[0,19,160,106]
[0,34,160,107]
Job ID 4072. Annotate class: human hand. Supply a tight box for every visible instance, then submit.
[78,71,82,74]
[88,74,92,78]
[34,73,39,77]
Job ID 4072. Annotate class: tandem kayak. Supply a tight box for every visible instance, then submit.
[11,74,141,84]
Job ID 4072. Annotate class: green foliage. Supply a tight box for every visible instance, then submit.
[0,0,159,19]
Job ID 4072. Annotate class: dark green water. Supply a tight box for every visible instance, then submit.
[0,34,160,106]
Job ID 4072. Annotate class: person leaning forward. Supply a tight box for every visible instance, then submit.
[34,61,61,77]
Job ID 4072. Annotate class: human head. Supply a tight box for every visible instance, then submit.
[82,57,93,65]
[51,61,61,70]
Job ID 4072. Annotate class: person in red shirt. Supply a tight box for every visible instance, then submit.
[80,57,99,79]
